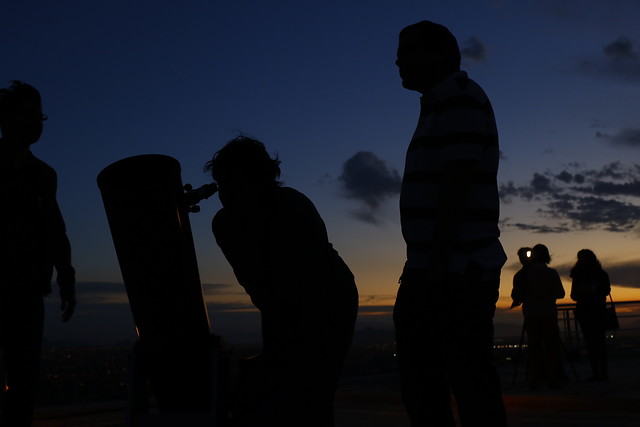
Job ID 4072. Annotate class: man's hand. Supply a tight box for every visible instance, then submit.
[61,295,76,322]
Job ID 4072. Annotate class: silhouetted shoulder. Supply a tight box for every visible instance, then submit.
[450,75,494,116]
[461,76,491,98]
[271,187,326,226]
[28,153,57,193]
[272,186,315,208]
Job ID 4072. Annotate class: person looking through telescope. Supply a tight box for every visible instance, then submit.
[206,136,358,427]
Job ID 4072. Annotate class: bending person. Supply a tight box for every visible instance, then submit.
[206,136,358,427]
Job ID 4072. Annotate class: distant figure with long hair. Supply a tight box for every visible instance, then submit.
[570,249,611,381]
[393,20,507,426]
[521,244,565,389]
[0,81,76,426]
[206,136,358,426]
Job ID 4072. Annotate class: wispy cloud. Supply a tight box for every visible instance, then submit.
[74,282,128,304]
[358,294,397,306]
[75,281,251,311]
[500,162,640,232]
[597,128,640,147]
[461,36,487,62]
[49,281,259,345]
[339,151,401,224]
[605,260,640,289]
[507,222,571,234]
[553,257,640,289]
[580,36,640,83]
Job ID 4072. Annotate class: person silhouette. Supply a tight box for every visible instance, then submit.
[521,244,565,389]
[0,81,76,426]
[511,247,532,309]
[570,249,610,381]
[206,136,358,427]
[392,21,507,426]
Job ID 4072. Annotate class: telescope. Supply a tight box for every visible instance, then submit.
[184,182,218,213]
[97,154,226,426]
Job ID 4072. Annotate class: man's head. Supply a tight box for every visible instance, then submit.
[0,80,46,148]
[205,136,282,209]
[517,247,532,266]
[396,20,461,93]
[531,244,551,265]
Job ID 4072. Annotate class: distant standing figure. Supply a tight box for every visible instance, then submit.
[393,21,507,426]
[570,249,611,381]
[511,247,532,309]
[207,136,358,427]
[521,244,565,389]
[0,81,76,426]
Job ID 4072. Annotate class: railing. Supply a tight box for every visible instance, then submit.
[504,300,640,387]
[557,300,640,348]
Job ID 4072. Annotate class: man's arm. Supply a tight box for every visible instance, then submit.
[44,166,76,322]
[51,200,76,322]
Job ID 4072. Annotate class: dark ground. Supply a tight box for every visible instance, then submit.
[29,337,640,426]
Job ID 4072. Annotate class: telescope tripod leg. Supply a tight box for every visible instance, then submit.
[511,321,526,388]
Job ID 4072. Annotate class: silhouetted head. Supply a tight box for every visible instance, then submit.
[396,20,461,93]
[0,81,46,150]
[574,249,602,271]
[530,244,551,265]
[205,136,281,209]
[517,247,532,266]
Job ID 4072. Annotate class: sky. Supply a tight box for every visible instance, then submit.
[3,0,640,345]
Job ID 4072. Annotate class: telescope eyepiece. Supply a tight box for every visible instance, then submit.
[184,183,218,213]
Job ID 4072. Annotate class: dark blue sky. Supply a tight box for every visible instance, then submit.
[3,1,640,344]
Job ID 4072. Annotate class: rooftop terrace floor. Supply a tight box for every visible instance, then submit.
[32,351,640,426]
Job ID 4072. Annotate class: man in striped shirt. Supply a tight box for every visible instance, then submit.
[393,21,507,426]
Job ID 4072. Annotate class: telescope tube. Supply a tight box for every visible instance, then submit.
[97,154,212,412]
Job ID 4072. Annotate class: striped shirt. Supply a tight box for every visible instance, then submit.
[400,71,506,273]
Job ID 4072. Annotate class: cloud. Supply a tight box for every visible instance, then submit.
[553,257,640,289]
[604,37,637,61]
[580,36,640,82]
[358,294,397,306]
[606,260,640,289]
[509,222,571,234]
[75,282,128,304]
[45,281,260,345]
[460,36,487,62]
[544,195,640,232]
[202,282,237,294]
[339,151,401,224]
[75,282,245,305]
[500,162,640,232]
[597,128,640,147]
[499,172,557,202]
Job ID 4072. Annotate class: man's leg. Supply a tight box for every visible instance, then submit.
[444,264,507,427]
[1,295,44,427]
[394,281,456,427]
